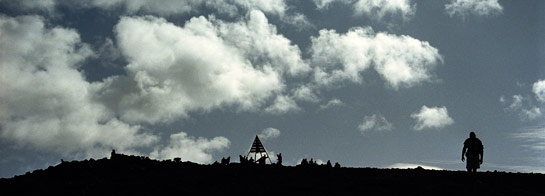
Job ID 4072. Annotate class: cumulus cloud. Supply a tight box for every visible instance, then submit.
[502,94,544,121]
[521,107,542,120]
[319,99,344,110]
[149,132,230,163]
[0,15,158,157]
[265,95,301,115]
[217,10,310,76]
[94,38,122,68]
[314,0,415,20]
[509,95,524,110]
[293,85,320,103]
[353,0,415,20]
[313,0,342,9]
[280,13,314,31]
[411,106,454,130]
[310,27,442,89]
[0,15,236,165]
[533,79,545,103]
[445,0,503,18]
[358,114,394,133]
[94,11,309,123]
[258,127,281,140]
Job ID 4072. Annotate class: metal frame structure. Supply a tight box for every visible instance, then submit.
[246,135,273,164]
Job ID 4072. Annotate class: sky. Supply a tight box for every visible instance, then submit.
[0,0,544,178]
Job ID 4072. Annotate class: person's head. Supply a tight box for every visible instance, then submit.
[469,132,476,138]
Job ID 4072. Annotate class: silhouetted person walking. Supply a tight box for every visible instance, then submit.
[462,132,484,173]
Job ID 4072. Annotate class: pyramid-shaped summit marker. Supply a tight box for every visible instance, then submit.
[246,135,272,164]
[249,135,266,153]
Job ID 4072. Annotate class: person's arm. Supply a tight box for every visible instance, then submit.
[479,144,484,164]
[462,146,466,162]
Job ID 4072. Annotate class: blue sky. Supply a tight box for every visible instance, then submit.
[1,0,544,178]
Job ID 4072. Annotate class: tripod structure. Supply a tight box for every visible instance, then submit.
[246,135,273,164]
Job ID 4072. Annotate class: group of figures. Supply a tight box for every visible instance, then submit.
[237,153,283,165]
[299,158,341,168]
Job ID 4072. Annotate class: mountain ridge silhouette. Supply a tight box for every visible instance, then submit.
[1,152,544,195]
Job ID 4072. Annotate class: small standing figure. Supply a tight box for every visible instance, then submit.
[276,153,282,166]
[462,131,484,173]
[258,155,268,165]
[110,149,116,160]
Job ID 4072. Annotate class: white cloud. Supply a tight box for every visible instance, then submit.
[313,0,343,9]
[314,0,415,20]
[0,15,158,157]
[445,0,503,18]
[319,99,344,110]
[499,96,506,103]
[95,12,309,123]
[385,163,443,170]
[310,27,442,89]
[149,132,230,163]
[0,11,309,166]
[358,114,394,133]
[258,127,281,140]
[521,107,542,121]
[293,85,320,103]
[6,0,316,31]
[509,95,524,110]
[265,95,300,115]
[353,0,415,20]
[94,38,122,68]
[502,94,544,121]
[280,13,314,31]
[533,79,545,103]
[411,106,454,130]
[217,10,310,76]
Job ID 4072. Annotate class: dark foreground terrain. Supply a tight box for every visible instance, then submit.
[1,153,544,196]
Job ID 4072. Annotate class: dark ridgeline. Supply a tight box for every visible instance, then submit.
[0,151,544,195]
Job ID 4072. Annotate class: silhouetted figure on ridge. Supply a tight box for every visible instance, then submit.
[239,155,247,164]
[326,160,332,168]
[110,149,117,160]
[221,156,230,165]
[462,131,484,173]
[276,153,282,166]
[300,158,308,166]
[258,155,268,165]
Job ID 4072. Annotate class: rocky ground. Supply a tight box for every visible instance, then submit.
[1,153,544,195]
